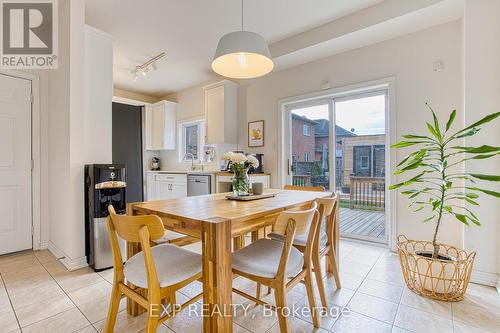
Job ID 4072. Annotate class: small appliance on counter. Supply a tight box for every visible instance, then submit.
[150,157,161,171]
[84,164,127,271]
[248,153,264,174]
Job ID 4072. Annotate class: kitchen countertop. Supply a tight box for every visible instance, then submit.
[214,171,271,176]
[147,170,218,175]
[147,170,270,176]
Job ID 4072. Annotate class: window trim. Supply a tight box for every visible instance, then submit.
[178,118,206,163]
[304,151,310,162]
[303,124,310,136]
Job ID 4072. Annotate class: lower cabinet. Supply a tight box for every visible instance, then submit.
[146,173,187,200]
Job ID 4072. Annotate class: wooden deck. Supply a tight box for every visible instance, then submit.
[339,207,386,243]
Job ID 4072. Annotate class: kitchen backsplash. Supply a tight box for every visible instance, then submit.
[145,143,237,172]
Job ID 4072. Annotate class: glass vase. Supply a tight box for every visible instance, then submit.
[232,167,250,196]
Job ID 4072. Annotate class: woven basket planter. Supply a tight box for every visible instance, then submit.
[397,235,476,302]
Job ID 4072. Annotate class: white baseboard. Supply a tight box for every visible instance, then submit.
[39,240,49,250]
[471,269,498,287]
[47,241,89,271]
[60,256,88,271]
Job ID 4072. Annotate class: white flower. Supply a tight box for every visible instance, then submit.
[231,153,248,165]
[246,155,259,168]
[222,151,234,161]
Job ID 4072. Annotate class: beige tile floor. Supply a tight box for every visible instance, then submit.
[0,240,499,333]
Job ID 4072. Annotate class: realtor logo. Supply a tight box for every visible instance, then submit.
[1,0,58,68]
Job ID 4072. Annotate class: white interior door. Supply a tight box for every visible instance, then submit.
[0,74,32,254]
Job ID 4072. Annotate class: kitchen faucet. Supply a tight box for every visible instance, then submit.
[183,153,197,171]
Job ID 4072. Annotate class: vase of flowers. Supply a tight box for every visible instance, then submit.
[222,152,260,196]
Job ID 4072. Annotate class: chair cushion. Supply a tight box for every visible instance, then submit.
[268,219,328,248]
[124,243,201,288]
[232,239,304,279]
[153,230,187,244]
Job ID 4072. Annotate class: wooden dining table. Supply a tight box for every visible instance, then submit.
[127,189,335,333]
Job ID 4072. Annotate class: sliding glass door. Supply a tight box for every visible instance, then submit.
[333,91,387,243]
[284,100,333,190]
[283,90,388,244]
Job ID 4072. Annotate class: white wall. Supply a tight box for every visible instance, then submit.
[242,21,464,249]
[84,27,113,164]
[47,0,73,261]
[47,0,114,269]
[463,0,500,287]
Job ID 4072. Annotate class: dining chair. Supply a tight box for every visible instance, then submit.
[232,203,321,332]
[269,190,342,309]
[242,185,326,248]
[283,184,326,192]
[105,205,203,333]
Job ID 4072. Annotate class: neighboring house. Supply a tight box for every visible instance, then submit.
[291,114,317,162]
[291,115,385,191]
[342,134,386,189]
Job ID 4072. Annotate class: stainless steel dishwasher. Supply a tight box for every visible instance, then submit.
[187,174,211,196]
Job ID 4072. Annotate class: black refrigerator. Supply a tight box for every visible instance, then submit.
[112,102,144,202]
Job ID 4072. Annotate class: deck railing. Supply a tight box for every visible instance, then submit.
[349,176,385,210]
[292,175,311,187]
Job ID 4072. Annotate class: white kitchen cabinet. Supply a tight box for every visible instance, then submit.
[146,173,157,200]
[146,173,187,200]
[203,80,238,144]
[145,100,177,150]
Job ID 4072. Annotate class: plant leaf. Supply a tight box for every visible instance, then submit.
[426,122,440,141]
[465,192,479,199]
[469,174,500,182]
[452,145,500,154]
[445,110,456,132]
[467,215,481,226]
[423,215,435,223]
[453,213,469,226]
[394,158,424,174]
[402,134,431,140]
[455,128,480,138]
[389,172,425,190]
[453,112,500,137]
[468,153,500,160]
[465,198,479,206]
[391,141,425,148]
[467,187,500,198]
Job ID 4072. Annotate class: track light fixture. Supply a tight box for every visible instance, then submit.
[131,52,166,81]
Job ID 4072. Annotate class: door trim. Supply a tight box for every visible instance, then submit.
[277,77,397,251]
[0,70,41,251]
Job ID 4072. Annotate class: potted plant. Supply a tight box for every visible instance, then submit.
[222,152,259,196]
[390,104,499,301]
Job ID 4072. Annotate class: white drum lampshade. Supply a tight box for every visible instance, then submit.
[212,31,274,79]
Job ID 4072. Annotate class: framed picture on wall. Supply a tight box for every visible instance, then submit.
[248,120,265,147]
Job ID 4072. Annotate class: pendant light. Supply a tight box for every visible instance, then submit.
[212,0,274,79]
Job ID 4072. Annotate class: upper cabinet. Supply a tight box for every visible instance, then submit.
[203,80,238,144]
[145,100,177,150]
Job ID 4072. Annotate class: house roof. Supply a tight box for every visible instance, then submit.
[314,119,356,137]
[291,113,318,124]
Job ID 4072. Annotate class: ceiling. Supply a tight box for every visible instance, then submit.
[85,0,383,97]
